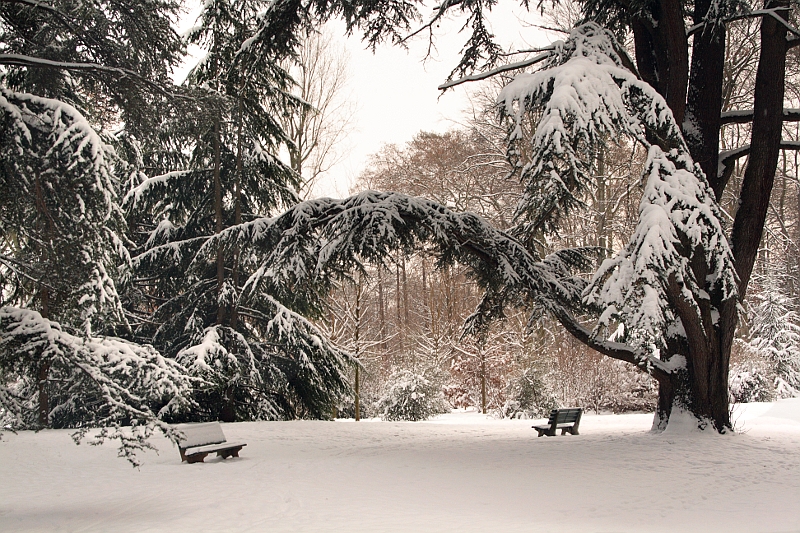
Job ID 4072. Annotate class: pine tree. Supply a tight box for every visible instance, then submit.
[747,275,800,396]
[0,1,193,462]
[124,0,351,421]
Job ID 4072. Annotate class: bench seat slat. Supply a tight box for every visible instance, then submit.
[183,441,247,456]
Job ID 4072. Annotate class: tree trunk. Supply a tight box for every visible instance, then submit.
[480,350,487,414]
[34,172,53,428]
[37,360,50,428]
[214,114,225,325]
[354,274,361,421]
[685,0,726,197]
[220,384,236,423]
[230,96,244,329]
[652,0,789,433]
[730,0,790,298]
[354,365,361,421]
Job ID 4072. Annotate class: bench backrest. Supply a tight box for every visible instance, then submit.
[175,422,227,449]
[548,408,582,424]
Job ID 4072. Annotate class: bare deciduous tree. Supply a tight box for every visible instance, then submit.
[282,29,355,197]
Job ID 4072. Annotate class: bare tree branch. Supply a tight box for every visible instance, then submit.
[438,50,554,90]
[720,108,800,125]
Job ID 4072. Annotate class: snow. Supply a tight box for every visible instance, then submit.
[2,401,800,532]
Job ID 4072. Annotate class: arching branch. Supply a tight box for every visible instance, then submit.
[550,305,672,382]
[438,50,554,90]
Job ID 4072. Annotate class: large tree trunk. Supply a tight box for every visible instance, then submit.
[632,0,689,125]
[730,0,790,297]
[654,0,790,432]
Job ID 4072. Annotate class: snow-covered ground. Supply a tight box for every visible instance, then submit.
[2,400,799,533]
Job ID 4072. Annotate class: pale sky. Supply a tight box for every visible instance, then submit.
[313,6,553,198]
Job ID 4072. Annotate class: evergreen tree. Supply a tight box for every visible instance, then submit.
[747,275,800,396]
[124,0,351,421]
[247,0,796,431]
[0,1,192,462]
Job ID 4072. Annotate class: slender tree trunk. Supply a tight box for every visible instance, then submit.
[231,96,244,329]
[395,258,403,351]
[354,275,361,421]
[377,267,387,354]
[34,172,52,428]
[402,255,409,326]
[214,114,225,325]
[220,384,236,423]
[354,365,360,421]
[596,147,608,263]
[37,284,50,428]
[480,349,487,414]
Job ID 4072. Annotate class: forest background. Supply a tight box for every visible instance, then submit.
[2,0,800,463]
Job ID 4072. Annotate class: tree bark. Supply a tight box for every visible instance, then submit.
[231,96,244,329]
[214,114,225,325]
[731,0,790,299]
[632,0,689,125]
[685,0,726,197]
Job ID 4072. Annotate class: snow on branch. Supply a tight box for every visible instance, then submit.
[438,50,554,90]
[498,23,737,351]
[0,89,132,334]
[195,191,686,371]
[0,54,185,99]
[196,191,582,311]
[497,23,670,234]
[718,140,800,179]
[585,144,737,348]
[0,306,194,466]
[720,108,800,125]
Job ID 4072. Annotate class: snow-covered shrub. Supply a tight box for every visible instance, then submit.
[499,369,557,419]
[746,283,800,398]
[376,370,450,421]
[729,362,775,403]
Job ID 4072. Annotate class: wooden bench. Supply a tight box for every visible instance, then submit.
[532,408,583,437]
[174,422,246,463]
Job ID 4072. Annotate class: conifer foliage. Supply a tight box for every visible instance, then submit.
[123,0,350,422]
[0,1,193,462]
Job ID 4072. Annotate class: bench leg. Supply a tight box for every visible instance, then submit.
[186,452,208,464]
[217,446,243,459]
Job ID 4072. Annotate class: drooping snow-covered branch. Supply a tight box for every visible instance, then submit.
[497,24,738,351]
[192,191,670,376]
[0,89,130,334]
[586,145,737,347]
[0,306,193,466]
[201,191,575,305]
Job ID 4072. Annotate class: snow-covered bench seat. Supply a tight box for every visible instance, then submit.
[532,408,583,437]
[174,422,246,463]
